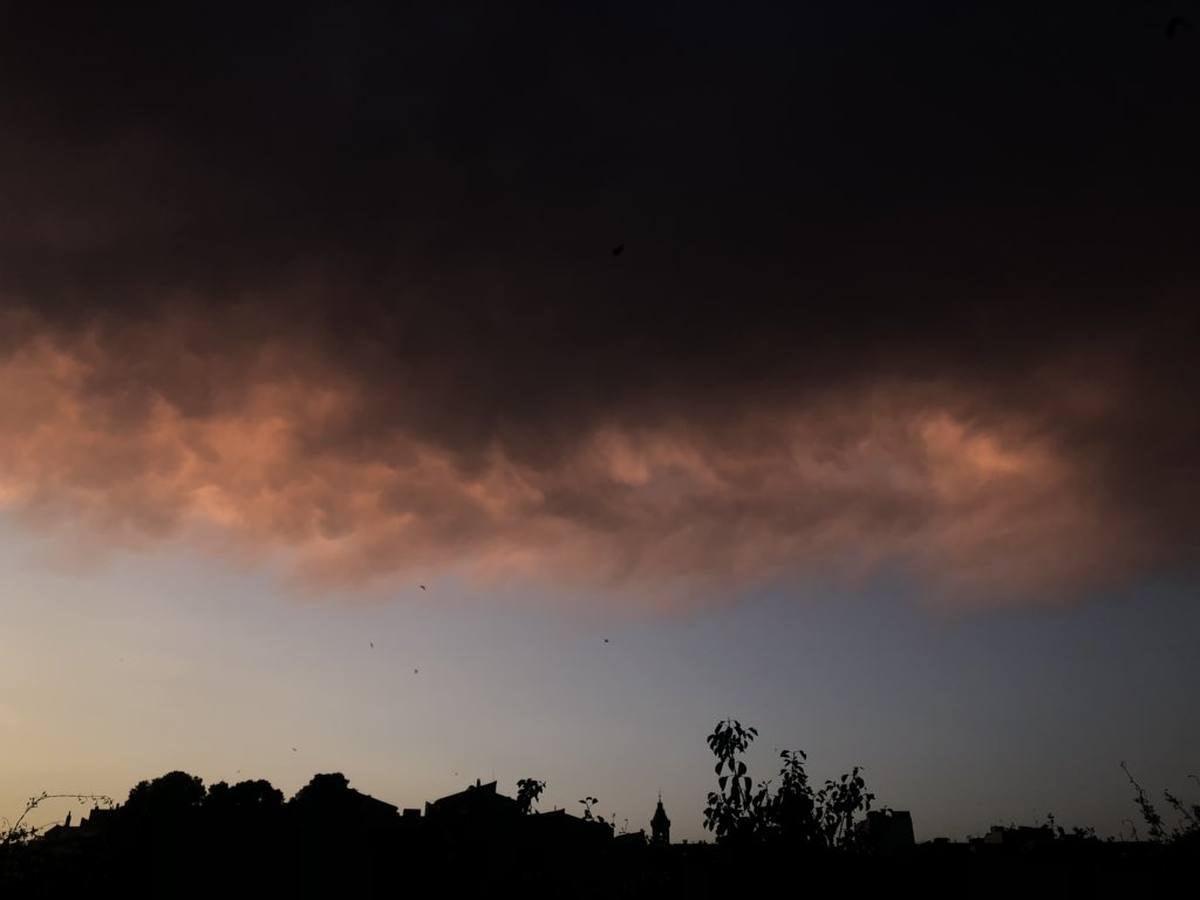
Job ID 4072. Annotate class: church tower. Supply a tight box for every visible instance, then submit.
[650,792,671,845]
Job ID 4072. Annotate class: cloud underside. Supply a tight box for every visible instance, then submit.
[3,3,1199,603]
[0,307,1186,603]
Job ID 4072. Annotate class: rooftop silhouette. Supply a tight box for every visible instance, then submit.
[3,719,1196,897]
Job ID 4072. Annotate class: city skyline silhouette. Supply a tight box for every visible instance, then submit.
[2,1,1198,891]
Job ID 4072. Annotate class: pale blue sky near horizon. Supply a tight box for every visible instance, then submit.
[1,513,1197,842]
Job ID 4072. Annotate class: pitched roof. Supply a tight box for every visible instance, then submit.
[425,781,518,819]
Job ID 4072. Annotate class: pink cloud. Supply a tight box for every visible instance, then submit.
[0,310,1160,606]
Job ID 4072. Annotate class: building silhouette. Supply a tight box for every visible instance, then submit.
[15,766,1188,900]
[650,794,670,845]
[857,809,915,853]
[424,779,518,824]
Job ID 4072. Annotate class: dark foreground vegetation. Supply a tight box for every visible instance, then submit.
[3,719,1196,898]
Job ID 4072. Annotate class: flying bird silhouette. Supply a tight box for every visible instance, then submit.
[419,584,426,591]
[414,668,419,674]
[291,747,297,752]
[612,243,624,256]
[603,638,609,643]
[370,641,374,648]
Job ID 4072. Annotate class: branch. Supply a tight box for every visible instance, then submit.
[1,792,115,846]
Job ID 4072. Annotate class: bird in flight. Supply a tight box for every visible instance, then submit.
[291,747,297,752]
[414,668,419,674]
[419,584,426,591]
[612,243,624,256]
[603,638,609,643]
[370,641,374,648]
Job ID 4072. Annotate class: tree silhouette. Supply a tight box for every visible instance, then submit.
[812,766,874,848]
[124,772,205,824]
[516,778,546,815]
[769,749,820,844]
[1122,762,1166,841]
[1123,761,1200,845]
[290,772,351,807]
[702,719,876,849]
[206,779,284,813]
[703,719,766,843]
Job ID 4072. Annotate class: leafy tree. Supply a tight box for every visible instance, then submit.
[769,749,819,844]
[206,779,284,817]
[702,719,876,849]
[290,773,351,808]
[124,771,205,822]
[516,778,546,814]
[288,772,368,832]
[222,779,283,809]
[703,719,767,843]
[812,766,874,848]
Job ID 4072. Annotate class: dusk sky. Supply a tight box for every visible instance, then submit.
[2,2,1199,841]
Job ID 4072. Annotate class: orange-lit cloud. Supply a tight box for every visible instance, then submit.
[3,2,1199,606]
[0,309,1173,604]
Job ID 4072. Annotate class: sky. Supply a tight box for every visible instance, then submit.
[2,1,1199,840]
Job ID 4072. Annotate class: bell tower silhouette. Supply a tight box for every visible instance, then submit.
[650,792,671,845]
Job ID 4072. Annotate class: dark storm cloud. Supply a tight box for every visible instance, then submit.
[1,2,1198,600]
